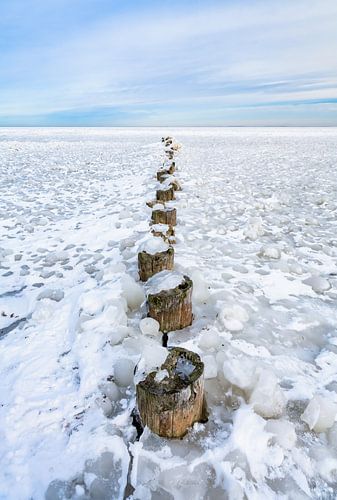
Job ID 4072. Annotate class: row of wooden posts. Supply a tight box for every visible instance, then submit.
[135,137,207,439]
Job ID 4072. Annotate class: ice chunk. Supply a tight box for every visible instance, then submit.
[154,369,169,383]
[133,485,152,500]
[109,326,129,346]
[249,370,286,418]
[198,330,221,350]
[85,449,127,500]
[317,456,337,483]
[219,304,249,332]
[223,357,257,392]
[139,317,160,336]
[96,395,113,416]
[99,381,120,402]
[121,275,145,310]
[113,358,135,387]
[203,355,218,379]
[244,217,265,240]
[81,305,127,334]
[37,289,64,302]
[32,300,56,322]
[45,480,73,500]
[265,419,297,449]
[79,290,104,315]
[139,343,167,374]
[301,395,337,433]
[259,246,281,259]
[190,270,210,304]
[44,251,69,264]
[303,276,331,293]
[158,463,210,500]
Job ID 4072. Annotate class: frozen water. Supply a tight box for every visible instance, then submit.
[301,395,337,433]
[175,356,196,379]
[249,369,287,418]
[113,358,136,387]
[265,419,297,449]
[139,317,160,336]
[202,355,218,379]
[198,330,221,350]
[190,270,210,304]
[121,274,145,310]
[1,127,337,499]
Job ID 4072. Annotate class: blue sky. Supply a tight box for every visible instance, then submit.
[1,0,337,126]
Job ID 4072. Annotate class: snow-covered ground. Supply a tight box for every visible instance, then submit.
[1,127,337,499]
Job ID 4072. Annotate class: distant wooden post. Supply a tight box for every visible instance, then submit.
[156,186,175,202]
[157,170,169,183]
[138,247,174,281]
[137,347,207,438]
[151,207,177,226]
[164,137,173,146]
[147,275,192,332]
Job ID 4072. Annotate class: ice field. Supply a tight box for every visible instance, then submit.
[1,127,337,499]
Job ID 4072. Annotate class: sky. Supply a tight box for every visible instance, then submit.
[0,0,337,126]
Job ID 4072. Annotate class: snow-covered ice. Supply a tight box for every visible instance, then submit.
[1,127,337,499]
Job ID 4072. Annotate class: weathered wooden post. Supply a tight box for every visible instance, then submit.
[147,272,193,332]
[138,246,174,281]
[156,186,175,202]
[151,207,177,226]
[169,162,176,173]
[157,170,169,183]
[137,347,207,438]
[164,137,173,146]
[157,164,175,180]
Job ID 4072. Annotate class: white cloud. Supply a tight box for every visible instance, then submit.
[1,0,337,123]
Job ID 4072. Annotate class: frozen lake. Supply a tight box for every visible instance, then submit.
[1,127,337,499]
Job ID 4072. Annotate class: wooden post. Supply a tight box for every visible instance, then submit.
[147,275,193,332]
[151,207,177,226]
[137,347,207,438]
[138,247,174,281]
[164,137,173,146]
[156,186,175,202]
[157,170,169,183]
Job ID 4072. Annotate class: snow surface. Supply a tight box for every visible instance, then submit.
[146,271,184,295]
[1,127,337,499]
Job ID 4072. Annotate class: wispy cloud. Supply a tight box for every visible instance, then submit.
[1,0,337,125]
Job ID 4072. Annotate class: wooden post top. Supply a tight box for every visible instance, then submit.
[137,347,204,400]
